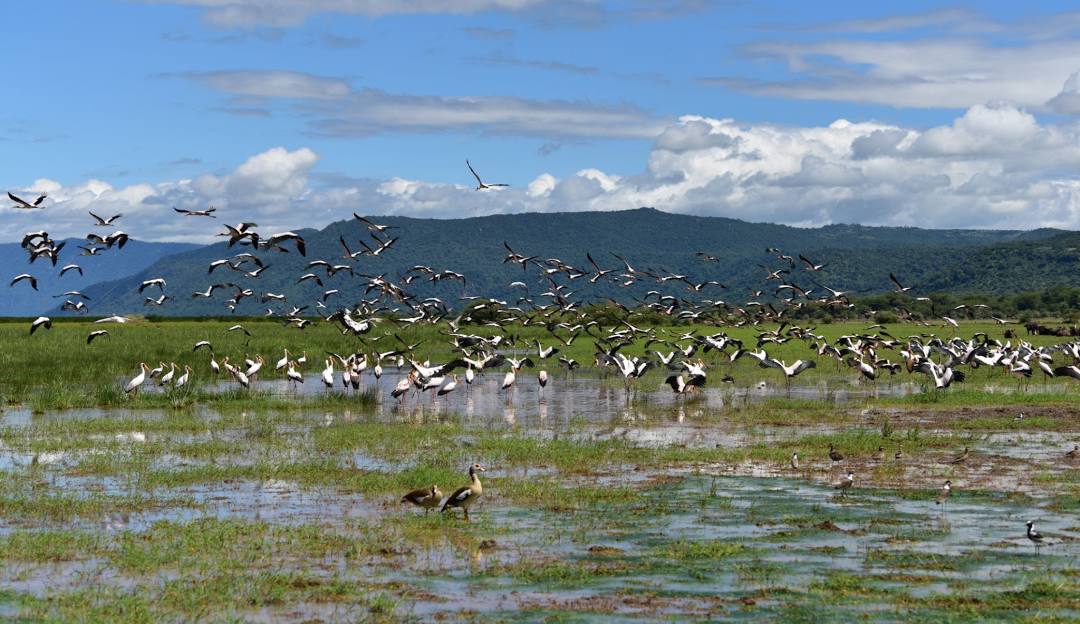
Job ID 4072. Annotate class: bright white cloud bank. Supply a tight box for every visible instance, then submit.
[8,102,1080,243]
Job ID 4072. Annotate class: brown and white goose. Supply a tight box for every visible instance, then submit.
[402,485,443,511]
[442,463,486,521]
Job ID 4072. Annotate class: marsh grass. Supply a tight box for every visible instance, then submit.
[0,530,104,562]
[2,322,1079,623]
[6,319,1080,410]
[0,491,196,523]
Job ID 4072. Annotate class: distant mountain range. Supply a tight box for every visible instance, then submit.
[0,239,198,316]
[2,207,1071,317]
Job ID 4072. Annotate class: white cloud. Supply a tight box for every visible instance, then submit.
[527,173,557,197]
[1047,71,1080,115]
[182,70,350,99]
[2,147,320,243]
[143,0,708,27]
[185,71,667,139]
[144,0,555,26]
[704,37,1080,111]
[12,103,1080,245]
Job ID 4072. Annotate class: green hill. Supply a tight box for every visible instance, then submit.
[53,208,1071,316]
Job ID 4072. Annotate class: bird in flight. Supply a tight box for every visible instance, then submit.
[89,211,122,226]
[174,206,217,217]
[8,191,47,209]
[466,160,509,190]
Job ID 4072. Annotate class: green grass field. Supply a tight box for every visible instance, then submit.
[0,317,1075,410]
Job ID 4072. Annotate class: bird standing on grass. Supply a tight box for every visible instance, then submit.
[125,363,150,394]
[442,464,485,521]
[402,485,443,511]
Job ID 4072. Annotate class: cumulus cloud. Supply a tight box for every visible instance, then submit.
[12,102,1080,244]
[1047,71,1080,115]
[2,147,320,243]
[527,173,557,197]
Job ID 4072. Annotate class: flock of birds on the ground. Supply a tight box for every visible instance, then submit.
[7,163,1077,538]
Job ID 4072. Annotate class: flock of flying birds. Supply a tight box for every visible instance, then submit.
[6,162,1077,536]
[11,161,1080,403]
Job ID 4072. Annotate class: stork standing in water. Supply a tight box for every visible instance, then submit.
[538,369,548,400]
[391,371,416,404]
[437,374,458,402]
[159,363,176,386]
[321,359,334,390]
[465,366,475,394]
[175,365,192,389]
[125,363,150,395]
[500,357,533,402]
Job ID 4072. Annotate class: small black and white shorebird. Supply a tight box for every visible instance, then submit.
[835,471,854,496]
[1026,520,1045,555]
[790,452,799,471]
[828,444,844,463]
[935,480,952,507]
[1066,445,1079,461]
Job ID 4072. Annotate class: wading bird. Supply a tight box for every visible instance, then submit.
[442,464,485,521]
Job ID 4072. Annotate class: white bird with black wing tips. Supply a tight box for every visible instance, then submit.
[8,191,46,209]
[10,274,37,290]
[29,316,51,335]
[466,160,509,190]
[89,211,122,226]
[174,206,217,217]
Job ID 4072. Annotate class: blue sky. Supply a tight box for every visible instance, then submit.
[7,1,1080,241]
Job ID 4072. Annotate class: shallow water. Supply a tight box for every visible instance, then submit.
[2,375,1078,620]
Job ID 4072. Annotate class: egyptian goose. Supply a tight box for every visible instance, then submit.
[402,485,443,511]
[442,463,486,521]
